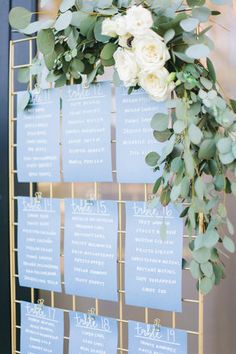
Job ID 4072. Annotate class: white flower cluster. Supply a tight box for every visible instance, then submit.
[102,5,175,102]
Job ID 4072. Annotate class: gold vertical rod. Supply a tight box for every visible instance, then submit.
[29,38,34,304]
[94,182,99,315]
[198,213,204,354]
[9,40,17,354]
[144,184,149,324]
[71,182,76,311]
[50,183,55,308]
[118,183,123,353]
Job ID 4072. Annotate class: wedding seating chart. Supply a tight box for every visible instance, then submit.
[64,199,118,301]
[17,89,60,182]
[62,82,113,182]
[128,321,187,354]
[69,311,118,354]
[21,301,64,354]
[125,201,183,312]
[17,197,61,292]
[116,86,166,183]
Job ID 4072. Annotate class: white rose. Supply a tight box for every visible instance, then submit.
[125,5,153,36]
[133,29,170,71]
[138,68,175,102]
[114,48,139,87]
[102,18,117,37]
[114,15,128,36]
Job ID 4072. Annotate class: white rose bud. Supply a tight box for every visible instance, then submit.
[102,18,117,38]
[133,29,170,71]
[125,5,153,36]
[138,68,175,102]
[114,48,139,87]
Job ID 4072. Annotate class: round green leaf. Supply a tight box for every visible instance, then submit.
[201,262,213,278]
[180,17,199,32]
[100,43,118,60]
[153,129,171,142]
[190,260,201,279]
[55,10,73,31]
[199,276,213,295]
[189,124,203,145]
[217,137,232,154]
[203,229,219,248]
[94,19,110,43]
[70,58,85,73]
[170,184,181,202]
[145,152,160,167]
[223,236,235,253]
[37,29,55,55]
[9,7,32,30]
[186,44,210,59]
[198,139,216,160]
[173,120,186,134]
[219,152,234,165]
[60,0,75,12]
[193,247,211,263]
[151,113,169,132]
[192,6,211,22]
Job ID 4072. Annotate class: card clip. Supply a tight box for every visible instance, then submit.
[87,307,96,321]
[37,298,45,308]
[35,192,42,199]
[32,84,41,96]
[154,318,161,333]
[82,75,90,90]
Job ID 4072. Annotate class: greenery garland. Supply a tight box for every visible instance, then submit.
[9,0,236,295]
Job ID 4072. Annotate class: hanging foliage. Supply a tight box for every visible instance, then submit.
[9,0,236,295]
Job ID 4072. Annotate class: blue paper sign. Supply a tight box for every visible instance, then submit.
[125,201,183,312]
[17,89,60,182]
[64,199,118,301]
[116,86,167,183]
[69,311,118,354]
[21,301,64,354]
[17,197,62,292]
[62,82,113,182]
[128,321,187,354]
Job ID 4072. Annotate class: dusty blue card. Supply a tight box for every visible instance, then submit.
[64,199,118,301]
[17,89,60,182]
[17,197,62,292]
[116,86,167,184]
[62,82,113,182]
[21,301,64,354]
[69,311,118,354]
[125,201,183,312]
[129,321,187,354]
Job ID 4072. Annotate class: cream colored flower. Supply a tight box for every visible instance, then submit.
[114,48,139,87]
[125,5,153,36]
[133,29,170,71]
[138,68,175,102]
[101,18,117,37]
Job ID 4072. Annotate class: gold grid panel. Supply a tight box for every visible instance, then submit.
[9,37,204,354]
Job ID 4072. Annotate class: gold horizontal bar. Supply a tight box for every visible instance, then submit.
[13,64,32,69]
[12,36,37,44]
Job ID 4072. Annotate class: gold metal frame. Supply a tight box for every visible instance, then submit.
[9,37,204,354]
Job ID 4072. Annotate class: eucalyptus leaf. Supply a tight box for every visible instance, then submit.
[9,7,32,30]
[151,113,169,132]
[201,262,213,278]
[189,124,203,145]
[60,0,75,12]
[145,152,160,167]
[55,11,73,31]
[18,91,31,111]
[199,277,213,295]
[190,260,201,279]
[37,29,55,55]
[223,236,235,253]
[186,43,210,59]
[193,247,211,264]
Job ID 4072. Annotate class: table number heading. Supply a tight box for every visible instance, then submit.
[17,83,168,184]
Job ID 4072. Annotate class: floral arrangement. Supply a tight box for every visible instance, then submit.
[9,0,236,295]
